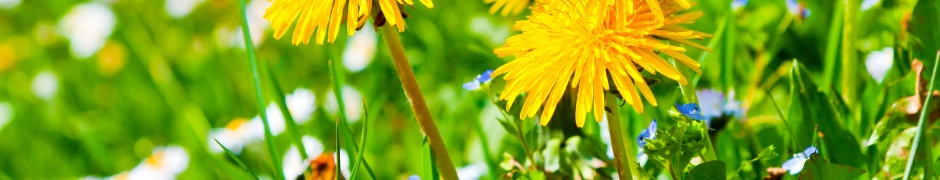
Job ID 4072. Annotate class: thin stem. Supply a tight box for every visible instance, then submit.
[237,0,282,179]
[903,51,940,180]
[486,90,537,171]
[764,88,805,150]
[380,25,458,179]
[328,60,379,179]
[350,100,370,180]
[605,93,636,180]
[267,66,309,160]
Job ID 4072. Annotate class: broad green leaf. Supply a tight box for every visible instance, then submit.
[789,61,865,167]
[498,118,519,136]
[908,0,940,72]
[690,161,727,180]
[799,154,866,180]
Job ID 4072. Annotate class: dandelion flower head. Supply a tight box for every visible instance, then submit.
[264,0,433,45]
[493,0,711,127]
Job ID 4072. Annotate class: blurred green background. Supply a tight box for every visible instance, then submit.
[0,0,938,179]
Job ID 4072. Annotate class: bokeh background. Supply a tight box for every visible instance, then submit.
[0,0,937,179]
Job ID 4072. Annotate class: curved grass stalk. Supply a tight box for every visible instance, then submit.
[237,0,282,179]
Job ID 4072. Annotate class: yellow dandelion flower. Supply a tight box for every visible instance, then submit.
[484,0,531,16]
[264,0,433,45]
[492,0,710,127]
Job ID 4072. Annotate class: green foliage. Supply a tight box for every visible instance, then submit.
[690,161,726,180]
[799,154,866,180]
[788,61,864,167]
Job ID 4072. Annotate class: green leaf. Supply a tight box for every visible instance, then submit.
[799,154,866,180]
[498,118,519,136]
[908,0,940,70]
[214,139,260,180]
[788,61,865,167]
[690,161,727,180]
[757,145,779,160]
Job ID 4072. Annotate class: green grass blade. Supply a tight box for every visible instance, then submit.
[214,139,261,180]
[335,118,341,180]
[720,11,736,93]
[840,0,860,105]
[822,0,845,92]
[903,51,940,180]
[237,0,283,179]
[267,66,309,160]
[328,60,378,179]
[349,99,370,180]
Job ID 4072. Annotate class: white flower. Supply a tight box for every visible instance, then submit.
[457,162,488,180]
[325,86,364,123]
[58,3,116,59]
[208,118,261,154]
[286,88,317,124]
[127,146,191,179]
[0,102,12,130]
[0,0,21,9]
[165,0,205,19]
[342,24,377,73]
[231,0,271,48]
[31,70,58,101]
[865,47,894,83]
[82,146,191,180]
[283,136,326,179]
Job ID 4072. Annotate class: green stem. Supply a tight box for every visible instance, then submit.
[903,51,940,180]
[380,25,459,179]
[267,66,309,160]
[822,0,845,92]
[605,93,637,180]
[486,90,537,171]
[237,0,282,179]
[350,100,370,180]
[328,60,378,179]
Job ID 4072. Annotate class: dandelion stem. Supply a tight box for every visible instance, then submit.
[237,0,282,179]
[903,51,940,180]
[605,93,637,180]
[380,25,458,179]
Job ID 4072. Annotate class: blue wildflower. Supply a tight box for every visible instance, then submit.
[781,146,818,175]
[463,70,494,91]
[676,103,708,120]
[696,89,745,121]
[861,0,879,11]
[408,175,421,180]
[636,119,657,165]
[786,0,811,18]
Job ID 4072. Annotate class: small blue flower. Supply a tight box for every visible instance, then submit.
[637,119,657,149]
[676,103,708,120]
[408,175,421,180]
[636,119,657,165]
[696,89,745,123]
[786,0,811,18]
[463,70,495,91]
[782,146,818,175]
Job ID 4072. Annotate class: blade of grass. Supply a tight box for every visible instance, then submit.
[328,60,378,179]
[349,99,370,180]
[335,118,341,180]
[840,0,860,105]
[822,0,845,93]
[903,51,940,180]
[237,0,282,179]
[267,66,309,160]
[721,10,736,93]
[214,139,261,180]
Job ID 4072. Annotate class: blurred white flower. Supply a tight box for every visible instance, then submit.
[697,89,725,119]
[862,0,879,11]
[457,162,487,180]
[262,103,288,135]
[865,47,894,83]
[58,3,116,59]
[286,88,317,124]
[0,0,21,9]
[335,150,352,179]
[83,146,191,180]
[231,0,271,48]
[785,0,810,18]
[165,0,205,19]
[325,86,364,123]
[283,136,326,179]
[0,102,12,130]
[31,70,58,101]
[342,25,377,73]
[163,0,205,19]
[208,118,261,154]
